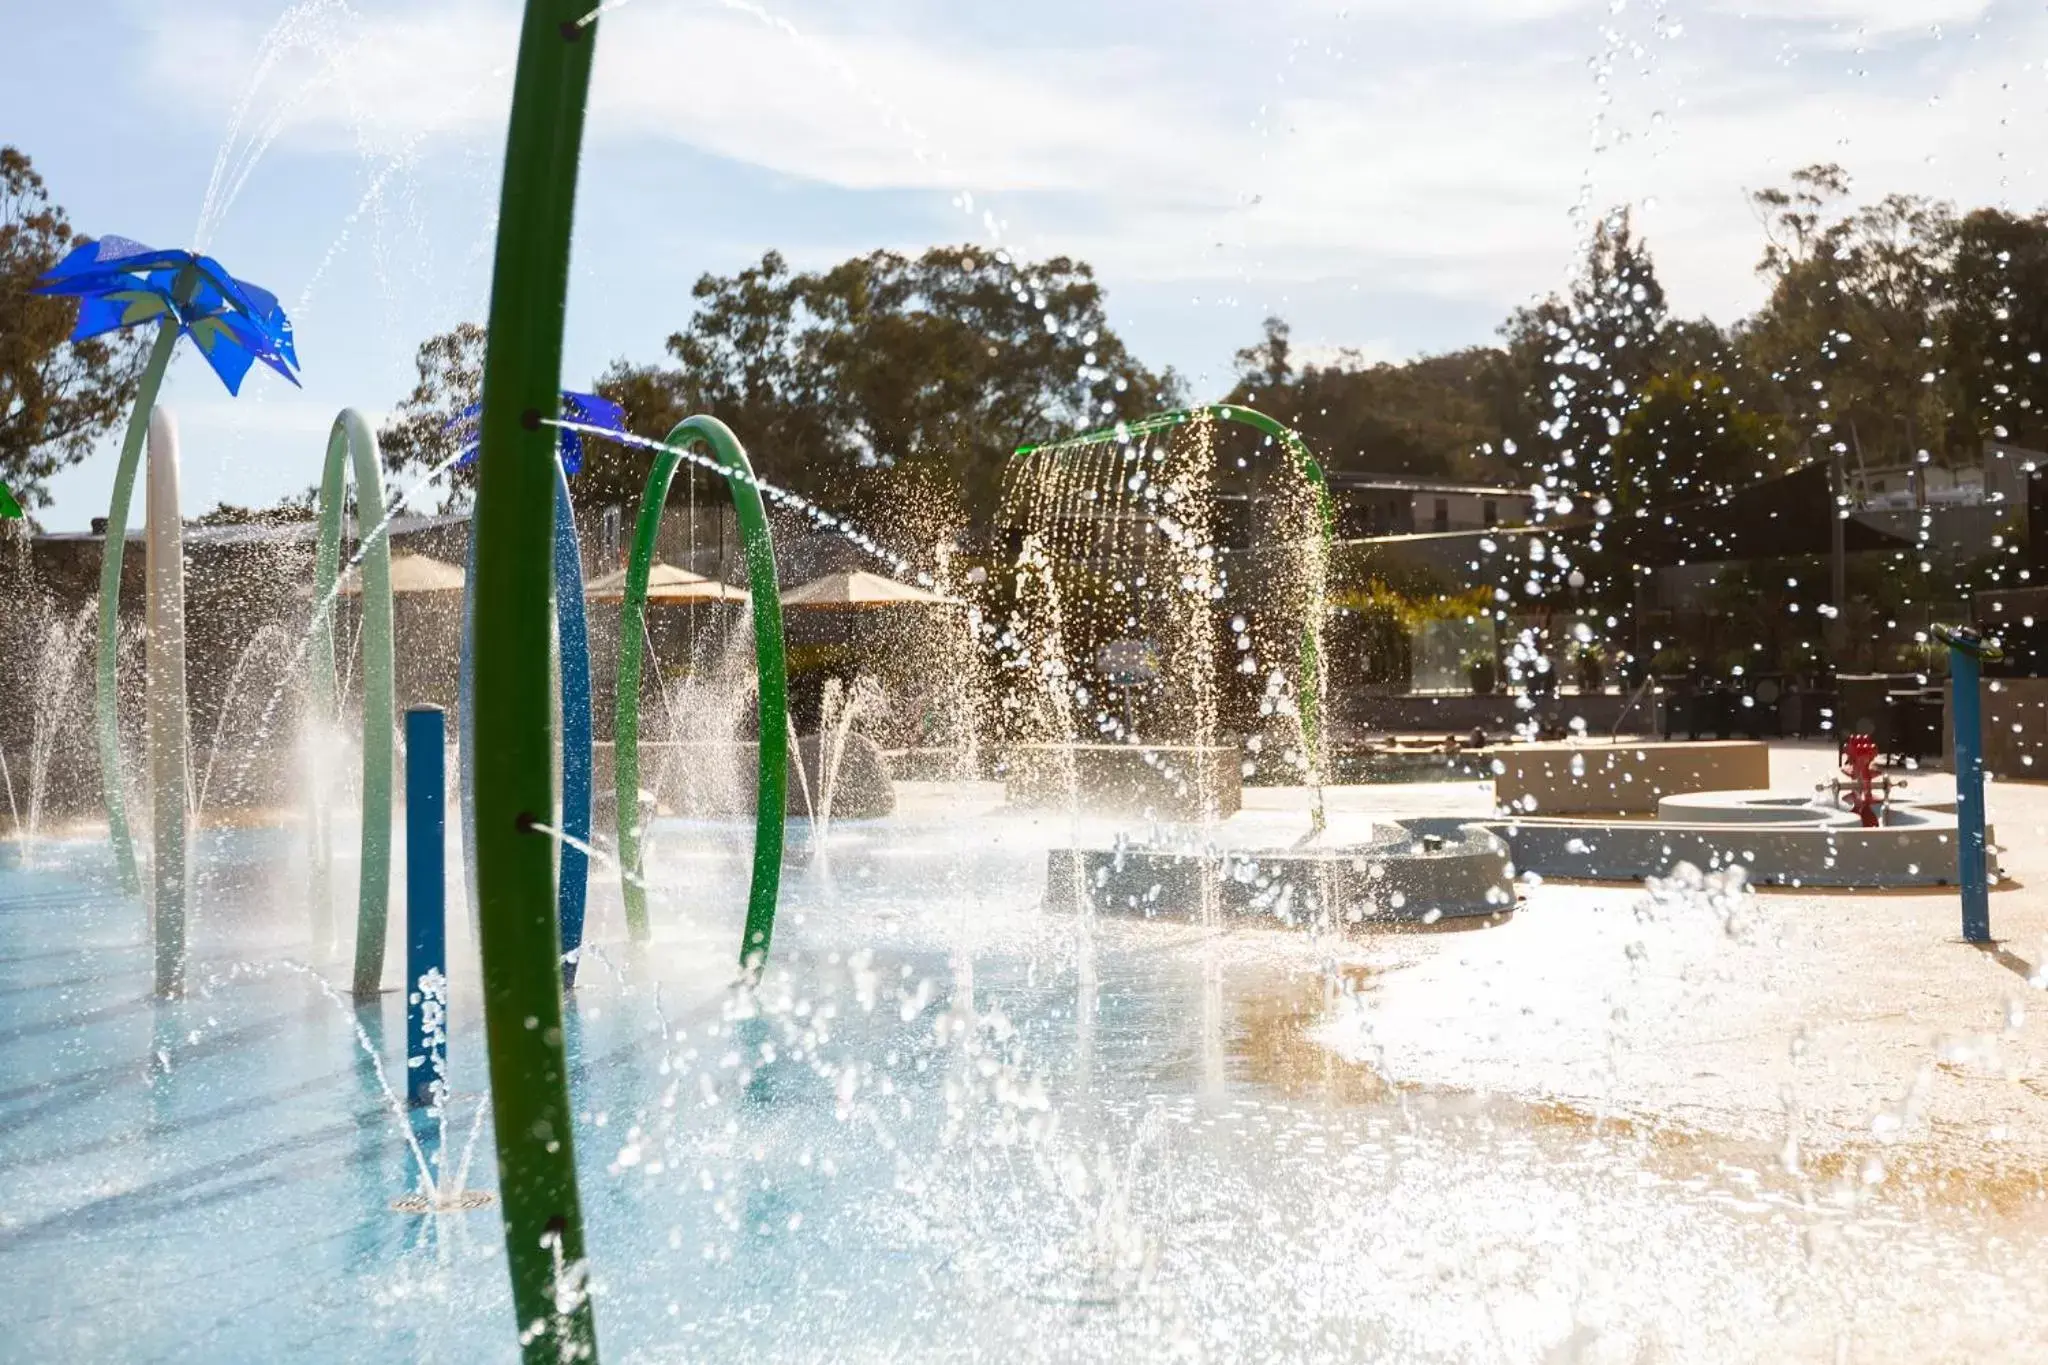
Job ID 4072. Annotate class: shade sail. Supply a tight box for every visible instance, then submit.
[585,561,748,603]
[1606,462,1911,566]
[330,551,465,596]
[780,570,960,609]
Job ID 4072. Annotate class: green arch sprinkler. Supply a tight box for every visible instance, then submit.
[612,415,787,972]
[1012,403,1337,833]
[33,238,299,990]
[308,410,396,998]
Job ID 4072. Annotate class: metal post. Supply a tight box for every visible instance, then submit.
[144,407,190,998]
[1951,645,1990,943]
[1934,624,1996,943]
[406,707,448,1108]
[553,464,592,987]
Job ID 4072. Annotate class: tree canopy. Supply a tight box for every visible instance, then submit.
[379,247,1179,526]
[597,246,1179,526]
[363,174,2048,575]
[0,146,144,515]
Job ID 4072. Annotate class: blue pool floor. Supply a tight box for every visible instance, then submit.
[7,821,2048,1362]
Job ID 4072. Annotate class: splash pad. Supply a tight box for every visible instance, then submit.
[6,2,2047,1361]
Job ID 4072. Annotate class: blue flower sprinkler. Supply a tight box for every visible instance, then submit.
[35,237,300,895]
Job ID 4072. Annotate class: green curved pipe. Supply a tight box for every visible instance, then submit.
[470,2,599,1359]
[1013,403,1336,830]
[309,409,396,997]
[95,318,182,897]
[614,417,787,972]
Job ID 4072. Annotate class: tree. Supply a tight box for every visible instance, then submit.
[1223,323,1529,484]
[1609,371,1787,512]
[601,246,1179,525]
[1233,316,1294,401]
[377,321,485,505]
[0,146,145,513]
[377,321,654,512]
[1946,207,2048,451]
[1742,165,1957,474]
[1508,207,1670,508]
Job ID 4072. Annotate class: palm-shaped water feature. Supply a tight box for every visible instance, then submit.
[5,6,2040,1364]
[34,238,300,995]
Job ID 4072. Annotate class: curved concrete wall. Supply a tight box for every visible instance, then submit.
[1488,789,1990,889]
[1046,820,1513,927]
[1493,740,1771,817]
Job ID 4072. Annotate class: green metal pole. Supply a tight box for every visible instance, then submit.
[310,410,397,996]
[472,3,599,1359]
[613,447,679,942]
[309,436,346,949]
[612,419,787,968]
[95,319,181,897]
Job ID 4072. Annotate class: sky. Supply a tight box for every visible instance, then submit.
[5,0,2044,529]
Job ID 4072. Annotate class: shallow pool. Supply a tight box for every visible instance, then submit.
[4,817,2047,1362]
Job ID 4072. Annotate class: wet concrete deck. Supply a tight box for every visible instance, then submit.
[1294,742,2048,1183]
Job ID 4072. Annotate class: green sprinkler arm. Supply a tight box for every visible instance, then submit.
[470,2,601,1359]
[613,417,787,973]
[308,409,397,996]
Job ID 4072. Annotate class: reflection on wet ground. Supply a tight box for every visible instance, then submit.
[6,793,2048,1361]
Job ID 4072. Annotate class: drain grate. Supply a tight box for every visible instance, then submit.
[391,1189,496,1215]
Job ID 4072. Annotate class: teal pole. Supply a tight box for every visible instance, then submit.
[1934,624,1998,943]
[612,417,787,972]
[405,707,448,1109]
[310,410,397,997]
[471,2,600,1358]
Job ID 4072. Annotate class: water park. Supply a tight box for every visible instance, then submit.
[7,3,2048,1363]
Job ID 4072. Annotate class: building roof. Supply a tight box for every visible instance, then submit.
[781,570,960,608]
[35,511,468,547]
[1322,473,1533,498]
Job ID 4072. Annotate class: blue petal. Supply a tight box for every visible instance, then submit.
[187,329,256,397]
[562,391,626,433]
[185,318,257,396]
[68,291,163,343]
[37,242,194,297]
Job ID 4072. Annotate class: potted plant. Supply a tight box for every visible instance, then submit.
[1462,648,1498,696]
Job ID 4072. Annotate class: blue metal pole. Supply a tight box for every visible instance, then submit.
[553,463,592,988]
[406,706,449,1108]
[459,527,480,933]
[456,469,591,987]
[1934,623,1999,944]
[1951,646,1990,943]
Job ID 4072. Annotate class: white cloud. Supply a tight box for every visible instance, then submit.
[1707,0,1992,41]
[145,0,2046,335]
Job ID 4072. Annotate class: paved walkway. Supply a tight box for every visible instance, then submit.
[1300,741,2048,1191]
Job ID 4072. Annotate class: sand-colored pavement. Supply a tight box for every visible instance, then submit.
[1297,741,2048,1190]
